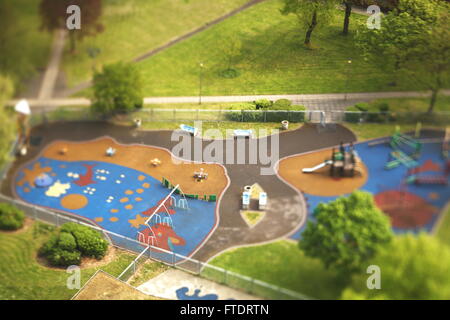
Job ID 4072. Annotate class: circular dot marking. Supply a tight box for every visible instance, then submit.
[61,194,88,210]
[125,190,134,195]
[110,209,119,213]
[120,197,129,203]
[135,197,143,202]
[125,204,133,210]
[138,175,146,181]
[136,189,144,194]
[110,217,119,222]
[142,183,150,188]
[95,217,104,222]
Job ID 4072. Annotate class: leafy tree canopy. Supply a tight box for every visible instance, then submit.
[299,191,393,274]
[341,234,450,299]
[92,62,144,116]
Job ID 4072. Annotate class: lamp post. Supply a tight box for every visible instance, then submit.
[199,62,204,105]
[345,59,352,101]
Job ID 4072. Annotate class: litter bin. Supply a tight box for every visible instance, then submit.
[281,120,289,130]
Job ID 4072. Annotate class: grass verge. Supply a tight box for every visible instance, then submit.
[207,240,347,300]
[0,220,135,300]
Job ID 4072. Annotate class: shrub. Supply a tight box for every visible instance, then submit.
[39,223,108,267]
[253,99,272,109]
[0,202,25,231]
[273,99,292,109]
[58,232,77,251]
[73,229,108,259]
[47,248,81,267]
[61,223,108,259]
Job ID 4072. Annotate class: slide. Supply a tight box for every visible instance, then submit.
[302,160,333,173]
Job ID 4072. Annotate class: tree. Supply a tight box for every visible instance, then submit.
[402,8,450,113]
[341,234,450,299]
[92,62,144,116]
[355,0,449,113]
[281,0,337,46]
[0,75,16,167]
[299,191,393,274]
[39,0,104,53]
[0,2,36,80]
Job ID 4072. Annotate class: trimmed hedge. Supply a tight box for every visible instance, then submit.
[39,222,108,267]
[0,202,25,231]
[225,101,306,123]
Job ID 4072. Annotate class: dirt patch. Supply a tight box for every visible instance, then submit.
[0,217,34,235]
[41,137,228,198]
[72,270,160,300]
[278,148,368,197]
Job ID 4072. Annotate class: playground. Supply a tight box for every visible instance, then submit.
[281,130,450,239]
[4,120,449,267]
[12,137,229,263]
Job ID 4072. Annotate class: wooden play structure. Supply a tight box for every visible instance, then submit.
[302,142,361,178]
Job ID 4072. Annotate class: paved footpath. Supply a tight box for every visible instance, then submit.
[37,29,66,100]
[8,90,450,110]
[138,269,261,300]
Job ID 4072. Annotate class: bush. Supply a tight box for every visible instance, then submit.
[39,222,108,267]
[62,222,108,259]
[47,248,81,267]
[74,229,108,259]
[0,202,25,231]
[254,99,272,109]
[273,99,292,109]
[58,232,77,251]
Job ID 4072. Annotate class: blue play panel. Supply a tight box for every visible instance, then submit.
[14,158,217,263]
[290,141,450,240]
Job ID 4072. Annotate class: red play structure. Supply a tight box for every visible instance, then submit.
[406,160,450,185]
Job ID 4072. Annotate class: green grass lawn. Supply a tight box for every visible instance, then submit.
[0,220,135,300]
[348,96,450,113]
[207,240,347,299]
[62,0,249,87]
[2,0,52,86]
[343,123,447,141]
[132,0,419,97]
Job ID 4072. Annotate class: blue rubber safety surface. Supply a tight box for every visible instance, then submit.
[289,141,449,240]
[14,158,218,263]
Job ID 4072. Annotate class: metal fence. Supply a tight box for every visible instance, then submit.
[0,192,311,300]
